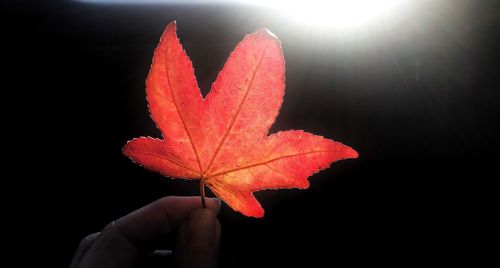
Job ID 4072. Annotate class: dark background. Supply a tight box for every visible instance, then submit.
[4,0,498,266]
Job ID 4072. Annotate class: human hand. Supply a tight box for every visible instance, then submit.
[70,196,221,268]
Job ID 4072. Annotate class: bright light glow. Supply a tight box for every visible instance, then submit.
[255,0,407,32]
[76,0,408,32]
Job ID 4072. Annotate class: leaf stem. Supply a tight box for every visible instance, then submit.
[200,178,207,208]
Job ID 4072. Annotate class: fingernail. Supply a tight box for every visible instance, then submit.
[210,198,222,212]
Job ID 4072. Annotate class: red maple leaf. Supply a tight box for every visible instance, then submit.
[123,21,358,217]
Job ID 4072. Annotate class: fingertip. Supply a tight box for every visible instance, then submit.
[175,209,220,268]
[188,209,219,229]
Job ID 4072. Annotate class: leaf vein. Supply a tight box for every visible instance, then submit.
[206,150,329,178]
[127,150,200,174]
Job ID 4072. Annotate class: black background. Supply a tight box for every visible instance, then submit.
[4,0,499,266]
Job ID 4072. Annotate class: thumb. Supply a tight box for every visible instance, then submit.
[175,208,221,268]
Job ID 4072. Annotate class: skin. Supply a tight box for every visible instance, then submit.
[70,196,221,268]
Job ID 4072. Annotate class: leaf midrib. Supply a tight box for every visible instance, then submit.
[164,34,203,175]
[203,40,272,178]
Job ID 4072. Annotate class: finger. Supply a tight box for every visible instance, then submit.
[175,209,221,268]
[69,232,99,268]
[136,249,174,268]
[114,196,221,248]
[77,196,221,268]
[77,227,137,268]
[151,249,173,257]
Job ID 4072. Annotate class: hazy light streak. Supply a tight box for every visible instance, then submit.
[76,0,409,32]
